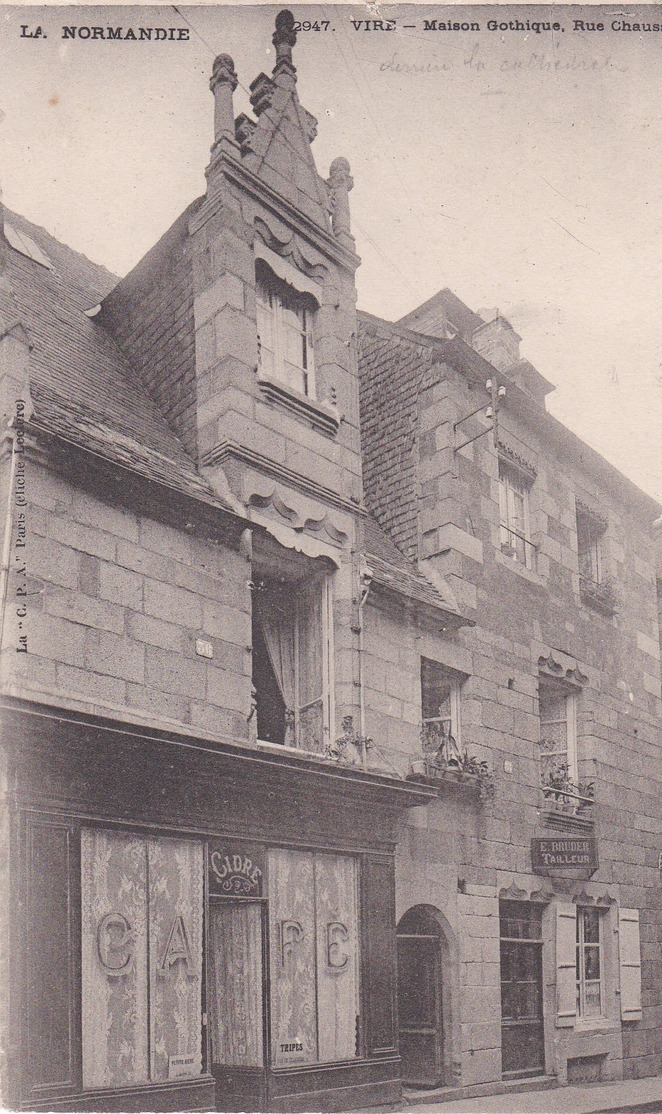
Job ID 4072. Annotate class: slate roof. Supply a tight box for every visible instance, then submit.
[0,208,236,513]
[363,514,465,625]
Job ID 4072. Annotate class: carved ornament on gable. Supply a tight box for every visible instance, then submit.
[254,217,329,282]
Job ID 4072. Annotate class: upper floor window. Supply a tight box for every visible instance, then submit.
[252,573,332,754]
[576,908,603,1019]
[256,265,316,398]
[539,683,577,787]
[499,460,534,568]
[576,506,604,586]
[421,658,462,765]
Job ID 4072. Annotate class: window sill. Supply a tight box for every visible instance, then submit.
[573,1017,619,1034]
[257,375,341,435]
[257,738,326,760]
[495,549,545,586]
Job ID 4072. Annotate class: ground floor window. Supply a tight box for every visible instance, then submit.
[576,907,602,1019]
[267,848,359,1066]
[80,829,204,1088]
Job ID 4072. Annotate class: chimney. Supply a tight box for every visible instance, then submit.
[471,311,521,372]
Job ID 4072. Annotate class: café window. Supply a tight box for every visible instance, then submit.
[268,848,359,1066]
[576,907,603,1019]
[499,460,534,568]
[256,263,316,398]
[252,573,333,754]
[80,829,204,1088]
[421,657,462,764]
[539,683,577,787]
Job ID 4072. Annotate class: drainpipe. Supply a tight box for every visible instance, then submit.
[357,559,373,770]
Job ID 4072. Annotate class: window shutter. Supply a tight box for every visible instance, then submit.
[556,902,577,1027]
[618,908,643,1022]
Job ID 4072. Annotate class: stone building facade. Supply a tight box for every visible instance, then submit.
[358,292,662,1090]
[0,11,661,1113]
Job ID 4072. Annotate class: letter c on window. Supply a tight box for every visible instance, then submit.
[326,921,349,971]
[97,912,134,974]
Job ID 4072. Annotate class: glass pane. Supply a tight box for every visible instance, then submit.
[208,903,264,1067]
[81,830,149,1088]
[584,982,602,1017]
[583,909,600,943]
[584,946,601,981]
[148,838,204,1082]
[268,849,317,1065]
[315,855,360,1061]
[421,659,453,721]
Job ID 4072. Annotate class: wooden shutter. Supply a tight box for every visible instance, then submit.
[618,908,643,1022]
[361,854,397,1055]
[556,902,577,1027]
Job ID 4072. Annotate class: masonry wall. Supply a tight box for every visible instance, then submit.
[1,461,252,743]
[360,330,662,1085]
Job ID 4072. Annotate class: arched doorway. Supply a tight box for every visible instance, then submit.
[396,906,445,1087]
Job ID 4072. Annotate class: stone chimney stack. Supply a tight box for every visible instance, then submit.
[472,312,521,372]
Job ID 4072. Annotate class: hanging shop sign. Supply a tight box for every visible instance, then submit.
[208,841,264,897]
[531,836,598,877]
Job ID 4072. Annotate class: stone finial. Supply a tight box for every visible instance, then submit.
[327,157,355,248]
[272,10,297,80]
[210,53,238,145]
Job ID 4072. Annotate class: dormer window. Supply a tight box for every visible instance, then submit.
[256,264,315,398]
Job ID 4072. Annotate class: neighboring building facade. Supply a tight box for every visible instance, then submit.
[358,293,662,1091]
[0,12,661,1114]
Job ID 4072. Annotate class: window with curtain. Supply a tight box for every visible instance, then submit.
[539,684,577,787]
[252,575,330,754]
[256,265,316,398]
[268,848,360,1066]
[80,829,204,1089]
[421,657,462,765]
[499,460,533,568]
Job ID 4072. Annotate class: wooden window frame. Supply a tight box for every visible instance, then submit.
[253,574,334,755]
[498,460,534,570]
[539,682,578,786]
[256,265,316,400]
[576,508,605,587]
[576,907,604,1021]
[421,658,463,758]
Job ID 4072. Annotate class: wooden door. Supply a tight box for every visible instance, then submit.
[499,901,545,1078]
[208,900,267,1112]
[397,908,444,1087]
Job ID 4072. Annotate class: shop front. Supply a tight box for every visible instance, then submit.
[4,699,434,1113]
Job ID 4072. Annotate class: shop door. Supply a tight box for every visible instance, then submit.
[499,901,545,1078]
[208,901,267,1112]
[396,908,444,1087]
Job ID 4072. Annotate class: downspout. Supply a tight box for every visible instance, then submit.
[357,558,373,770]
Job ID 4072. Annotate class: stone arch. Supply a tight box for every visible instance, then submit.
[396,904,459,1088]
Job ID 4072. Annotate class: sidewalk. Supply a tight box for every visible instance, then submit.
[399,1075,662,1113]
